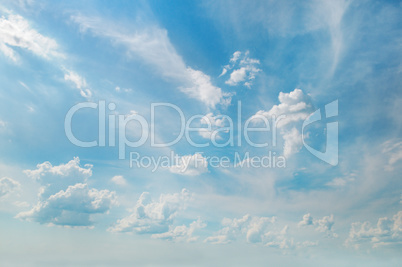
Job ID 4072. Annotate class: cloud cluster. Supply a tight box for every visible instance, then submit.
[345,211,402,249]
[16,157,116,227]
[220,51,261,88]
[205,214,276,244]
[205,214,318,249]
[152,217,206,242]
[298,213,337,237]
[109,189,191,234]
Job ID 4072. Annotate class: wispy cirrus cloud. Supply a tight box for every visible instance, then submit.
[70,14,231,108]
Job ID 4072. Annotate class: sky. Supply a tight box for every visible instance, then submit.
[0,0,401,266]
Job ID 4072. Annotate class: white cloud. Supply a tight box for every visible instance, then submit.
[251,88,313,128]
[64,69,92,98]
[221,51,261,88]
[282,127,303,158]
[251,89,313,157]
[345,211,402,249]
[111,175,127,186]
[71,15,230,108]
[198,113,227,140]
[205,214,276,244]
[298,213,337,237]
[0,177,20,198]
[0,11,92,99]
[226,67,247,86]
[151,217,206,242]
[17,183,116,227]
[169,153,208,176]
[23,157,92,199]
[298,213,313,227]
[0,120,6,127]
[109,189,191,234]
[17,158,116,227]
[0,12,62,61]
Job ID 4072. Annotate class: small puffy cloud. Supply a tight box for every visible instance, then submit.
[64,69,92,98]
[111,175,127,186]
[17,183,116,227]
[221,51,261,88]
[0,177,20,198]
[109,189,191,234]
[298,213,337,237]
[169,153,208,176]
[226,67,247,86]
[18,158,116,227]
[298,213,313,227]
[0,12,62,62]
[251,89,313,128]
[152,217,206,242]
[315,214,335,233]
[345,211,402,249]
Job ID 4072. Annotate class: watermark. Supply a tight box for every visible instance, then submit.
[129,151,286,172]
[64,100,338,168]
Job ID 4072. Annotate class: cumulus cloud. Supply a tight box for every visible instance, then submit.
[0,12,62,62]
[152,217,206,242]
[17,157,116,227]
[298,213,313,227]
[205,214,318,249]
[298,213,337,237]
[205,214,276,244]
[111,175,127,186]
[23,157,92,199]
[17,183,116,227]
[71,14,230,108]
[109,189,191,234]
[220,51,261,88]
[169,153,208,176]
[63,69,92,98]
[0,177,20,198]
[251,88,313,157]
[252,89,313,128]
[345,211,402,249]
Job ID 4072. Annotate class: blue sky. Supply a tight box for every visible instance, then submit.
[0,0,401,266]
